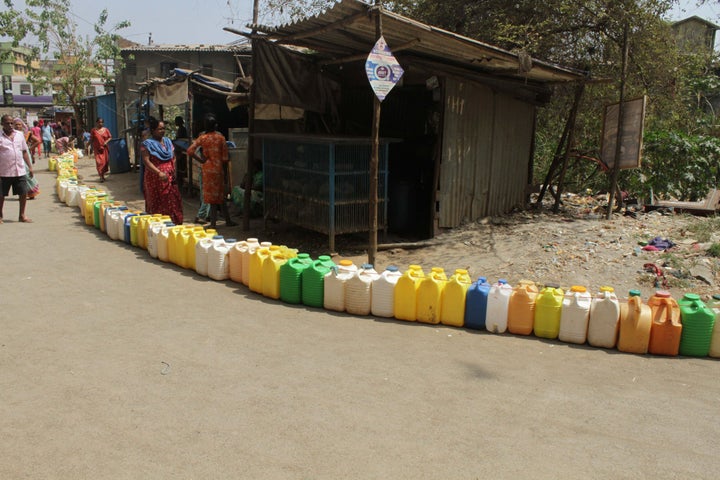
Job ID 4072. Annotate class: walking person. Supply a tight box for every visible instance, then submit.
[186,114,236,228]
[0,115,34,223]
[90,118,112,182]
[140,116,183,225]
[41,121,53,158]
[31,120,42,159]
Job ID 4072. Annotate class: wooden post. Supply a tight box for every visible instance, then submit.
[243,0,260,231]
[368,4,383,266]
[606,23,629,220]
[552,83,585,213]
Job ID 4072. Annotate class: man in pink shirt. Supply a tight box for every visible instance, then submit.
[0,114,34,223]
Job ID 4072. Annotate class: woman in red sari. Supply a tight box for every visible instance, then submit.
[187,114,236,228]
[141,117,183,224]
[90,117,112,182]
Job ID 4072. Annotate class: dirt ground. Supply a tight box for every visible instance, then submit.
[85,153,717,302]
[1,154,718,479]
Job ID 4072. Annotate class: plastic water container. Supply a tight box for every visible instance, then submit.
[106,207,126,241]
[486,279,512,333]
[262,248,288,299]
[208,237,234,281]
[130,214,149,247]
[678,293,715,357]
[558,286,592,344]
[587,286,621,348]
[617,290,652,354]
[302,255,335,308]
[194,235,216,276]
[122,213,137,244]
[157,223,174,263]
[65,184,79,207]
[371,265,402,318]
[345,264,379,316]
[324,260,359,312]
[280,253,313,304]
[507,279,539,336]
[186,228,207,271]
[249,244,273,294]
[533,284,564,339]
[417,267,447,324]
[708,294,720,358]
[464,277,491,330]
[394,265,426,322]
[240,238,261,286]
[440,269,471,327]
[146,220,165,258]
[648,290,682,356]
[228,240,248,283]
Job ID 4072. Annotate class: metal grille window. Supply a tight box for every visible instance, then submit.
[20,84,31,95]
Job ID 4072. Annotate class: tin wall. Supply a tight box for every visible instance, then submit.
[439,77,534,227]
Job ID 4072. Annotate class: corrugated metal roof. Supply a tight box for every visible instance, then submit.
[247,0,586,84]
[122,43,250,53]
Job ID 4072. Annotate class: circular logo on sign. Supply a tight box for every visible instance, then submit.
[375,65,389,80]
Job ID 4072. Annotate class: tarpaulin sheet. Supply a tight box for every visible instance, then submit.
[253,40,339,118]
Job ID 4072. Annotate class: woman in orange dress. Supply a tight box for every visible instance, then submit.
[186,114,235,228]
[90,117,112,182]
[14,118,41,198]
[140,117,183,224]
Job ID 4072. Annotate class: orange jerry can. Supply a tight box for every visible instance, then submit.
[647,290,682,356]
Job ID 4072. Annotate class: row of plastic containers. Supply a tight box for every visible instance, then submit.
[53,159,720,359]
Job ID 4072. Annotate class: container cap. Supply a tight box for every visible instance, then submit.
[386,265,399,272]
[570,285,587,293]
[654,290,671,298]
[318,255,332,261]
[339,259,354,266]
[478,276,487,283]
[212,235,224,240]
[455,268,468,275]
[409,264,422,270]
[498,279,507,284]
[297,253,310,259]
[361,263,374,269]
[165,223,175,227]
[226,238,237,243]
[683,293,701,301]
[629,289,642,297]
[431,267,445,272]
[544,282,560,289]
[600,286,615,292]
[246,238,258,243]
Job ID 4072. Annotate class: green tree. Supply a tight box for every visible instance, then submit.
[0,0,129,135]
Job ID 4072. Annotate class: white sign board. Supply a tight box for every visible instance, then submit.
[365,36,404,102]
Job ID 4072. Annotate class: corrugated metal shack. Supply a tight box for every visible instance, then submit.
[240,0,586,239]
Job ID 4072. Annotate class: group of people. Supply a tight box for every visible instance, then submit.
[0,111,235,228]
[140,113,235,228]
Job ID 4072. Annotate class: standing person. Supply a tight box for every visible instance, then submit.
[41,121,53,157]
[14,118,40,165]
[174,116,188,138]
[141,116,183,224]
[90,118,112,182]
[186,114,236,228]
[31,120,42,159]
[0,115,34,223]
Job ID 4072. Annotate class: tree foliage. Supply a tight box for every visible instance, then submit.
[0,0,129,133]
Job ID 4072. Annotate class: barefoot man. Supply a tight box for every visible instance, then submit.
[0,114,34,223]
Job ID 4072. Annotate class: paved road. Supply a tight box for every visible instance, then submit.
[1,164,719,479]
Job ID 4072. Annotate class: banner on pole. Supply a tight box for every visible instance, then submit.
[365,36,404,102]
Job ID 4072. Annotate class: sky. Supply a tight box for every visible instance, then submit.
[4,0,720,46]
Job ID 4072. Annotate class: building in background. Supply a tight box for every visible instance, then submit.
[0,41,53,123]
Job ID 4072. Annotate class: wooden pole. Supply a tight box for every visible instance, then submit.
[368,4,383,266]
[606,24,629,220]
[243,0,260,231]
